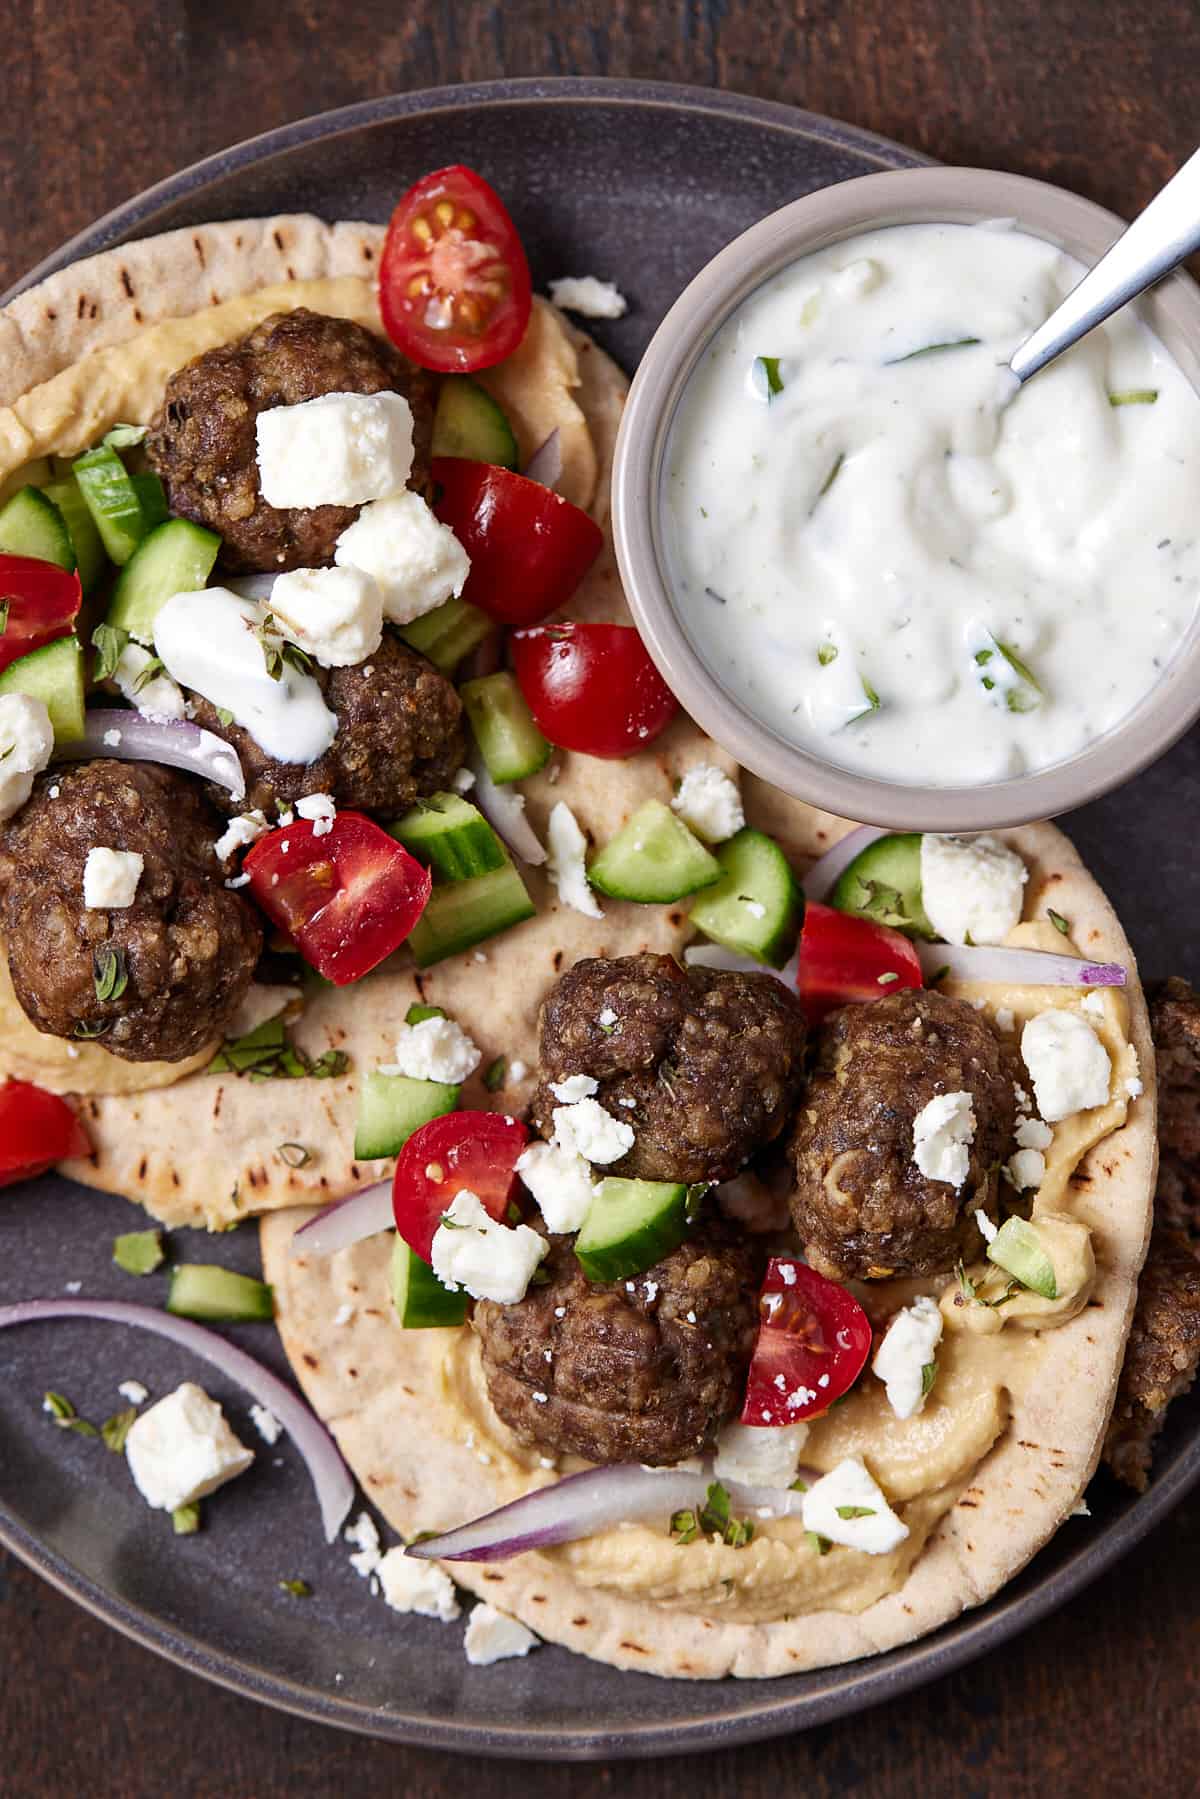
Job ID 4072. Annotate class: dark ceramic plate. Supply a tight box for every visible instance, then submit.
[2,77,1198,1760]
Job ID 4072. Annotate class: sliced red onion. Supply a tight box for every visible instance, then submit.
[57,710,246,801]
[684,941,800,989]
[290,1181,394,1257]
[917,942,1126,987]
[0,1299,354,1541]
[406,1462,808,1562]
[470,752,547,866]
[801,824,887,900]
[522,428,563,491]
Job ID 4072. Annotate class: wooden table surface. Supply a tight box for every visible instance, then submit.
[3,1,1198,1791]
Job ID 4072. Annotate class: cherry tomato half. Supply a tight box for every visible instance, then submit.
[511,622,680,759]
[379,165,532,373]
[431,458,604,626]
[245,811,431,987]
[797,901,923,1025]
[0,1080,91,1187]
[740,1257,872,1427]
[0,555,82,675]
[393,1110,530,1263]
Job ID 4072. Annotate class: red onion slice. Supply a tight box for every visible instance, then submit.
[801,824,887,900]
[917,942,1126,987]
[406,1462,808,1562]
[0,1299,354,1541]
[684,941,800,988]
[522,429,563,491]
[290,1181,394,1257]
[57,710,246,801]
[470,752,547,866]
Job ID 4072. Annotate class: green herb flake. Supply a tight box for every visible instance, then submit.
[805,1530,831,1556]
[71,1019,110,1040]
[669,1481,755,1550]
[684,1181,712,1224]
[483,1056,507,1092]
[921,1360,938,1398]
[215,706,235,728]
[438,1212,467,1231]
[130,654,167,694]
[101,1407,137,1453]
[755,355,784,398]
[92,943,129,1004]
[817,641,839,667]
[277,1142,311,1168]
[955,1259,978,1304]
[887,336,981,364]
[103,422,149,450]
[91,622,130,682]
[929,964,951,986]
[1108,388,1159,407]
[279,1577,312,1598]
[789,1477,809,1492]
[835,1503,876,1520]
[209,1015,348,1083]
[814,451,844,505]
[670,1507,700,1546]
[112,1228,164,1276]
[859,677,881,714]
[172,1503,201,1536]
[43,1392,98,1438]
[0,599,9,635]
[405,1002,445,1025]
[1048,908,1070,935]
[876,970,900,985]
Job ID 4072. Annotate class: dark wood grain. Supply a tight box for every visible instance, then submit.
[3,0,1200,1789]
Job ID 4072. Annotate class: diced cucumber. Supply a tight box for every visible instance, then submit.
[986,1217,1057,1299]
[73,445,157,564]
[432,376,519,468]
[460,671,551,784]
[399,596,492,674]
[0,486,75,570]
[165,1265,276,1322]
[355,1071,459,1160]
[107,518,222,644]
[43,478,107,594]
[0,635,86,744]
[830,833,936,940]
[588,801,722,904]
[391,1233,468,1328]
[575,1178,691,1283]
[130,472,169,532]
[408,859,535,966]
[688,827,802,967]
[389,791,507,881]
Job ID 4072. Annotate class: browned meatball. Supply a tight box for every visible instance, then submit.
[189,630,465,817]
[530,953,807,1185]
[0,761,261,1063]
[1104,1226,1200,1492]
[790,989,1016,1280]
[146,309,435,573]
[473,1221,763,1465]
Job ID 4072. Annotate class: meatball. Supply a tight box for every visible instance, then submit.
[146,308,435,573]
[530,953,807,1185]
[790,988,1016,1280]
[189,630,465,817]
[1149,977,1200,1237]
[0,761,261,1062]
[473,1221,763,1465]
[1104,1226,1200,1492]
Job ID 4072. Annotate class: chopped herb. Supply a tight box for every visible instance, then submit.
[278,1577,312,1598]
[483,1056,507,1092]
[975,648,993,666]
[876,970,900,985]
[813,451,844,508]
[669,1480,755,1550]
[921,1360,938,1398]
[1048,908,1070,935]
[684,1181,712,1223]
[215,707,235,728]
[505,1201,522,1225]
[209,1015,349,1082]
[858,677,881,716]
[528,1265,553,1287]
[172,1503,201,1536]
[101,1407,137,1453]
[405,1002,445,1025]
[438,1212,467,1231]
[103,422,149,449]
[929,964,950,985]
[805,1530,831,1556]
[130,654,167,694]
[310,1048,350,1080]
[835,1504,876,1520]
[887,336,981,364]
[955,1259,978,1303]
[817,641,839,667]
[0,599,8,635]
[789,1477,809,1492]
[277,1142,311,1168]
[256,613,313,681]
[43,1392,98,1438]
[1108,389,1159,407]
[112,1228,164,1276]
[755,355,784,398]
[72,1019,110,1040]
[91,622,130,681]
[92,943,129,1003]
[703,584,728,606]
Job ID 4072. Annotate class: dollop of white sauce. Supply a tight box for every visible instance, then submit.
[663,221,1200,785]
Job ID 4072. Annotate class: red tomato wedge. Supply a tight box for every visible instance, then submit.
[0,555,82,674]
[244,811,431,987]
[431,458,604,626]
[797,901,923,1025]
[393,1110,529,1263]
[511,621,680,759]
[740,1258,872,1427]
[379,165,532,373]
[0,1080,91,1187]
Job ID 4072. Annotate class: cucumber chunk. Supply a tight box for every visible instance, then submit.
[432,377,519,468]
[73,445,156,564]
[0,635,86,744]
[389,791,507,881]
[986,1217,1057,1299]
[588,801,722,904]
[575,1178,691,1283]
[0,485,75,571]
[130,472,168,532]
[408,859,535,966]
[399,596,492,674]
[107,518,222,644]
[688,827,802,967]
[830,833,935,940]
[43,477,107,593]
[391,1233,468,1328]
[460,671,551,783]
[355,1071,459,1160]
[165,1265,276,1322]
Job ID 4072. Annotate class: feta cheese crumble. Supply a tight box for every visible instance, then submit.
[549,1074,599,1103]
[214,810,269,862]
[911,1090,976,1189]
[256,390,415,508]
[545,801,603,919]
[113,642,187,721]
[919,833,1028,946]
[377,1545,461,1621]
[0,693,54,823]
[83,846,144,910]
[463,1602,540,1665]
[872,1296,943,1421]
[670,764,745,843]
[515,1140,596,1233]
[335,490,469,625]
[249,1403,283,1446]
[551,1095,635,1165]
[296,791,337,837]
[1021,1009,1112,1121]
[1005,1147,1046,1190]
[1015,1115,1054,1150]
[124,1382,253,1513]
[1080,991,1106,1018]
[800,1456,908,1555]
[431,1190,549,1303]
[384,1014,481,1084]
[547,275,628,319]
[345,1509,383,1578]
[713,1420,810,1489]
[268,565,384,668]
[118,1380,149,1406]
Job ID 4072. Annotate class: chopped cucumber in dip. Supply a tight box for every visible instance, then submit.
[986,1216,1057,1299]
[969,626,1042,715]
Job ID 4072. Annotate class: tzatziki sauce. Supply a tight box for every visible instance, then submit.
[662,221,1200,785]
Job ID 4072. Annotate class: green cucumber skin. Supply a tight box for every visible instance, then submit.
[399,596,492,675]
[830,834,936,941]
[408,860,535,966]
[389,792,507,882]
[460,671,551,784]
[43,478,108,593]
[0,486,75,572]
[165,1265,276,1323]
[432,377,519,469]
[0,635,86,744]
[987,1218,1058,1299]
[106,518,222,644]
[354,1072,459,1160]
[72,446,149,565]
[588,801,722,905]
[390,1235,468,1328]
[575,1178,690,1283]
[688,827,802,967]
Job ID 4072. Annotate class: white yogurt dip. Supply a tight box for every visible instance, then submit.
[662,221,1200,785]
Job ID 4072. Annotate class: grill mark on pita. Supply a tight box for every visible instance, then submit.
[137,1156,148,1179]
[286,267,296,281]
[414,972,428,999]
[302,1353,318,1368]
[193,236,206,267]
[529,1594,546,1603]
[120,268,135,298]
[171,1170,180,1187]
[362,245,375,262]
[1017,1439,1041,1449]
[46,308,56,322]
[481,1570,504,1582]
[212,1088,223,1119]
[133,308,144,324]
[619,1641,649,1655]
[77,295,87,319]
[347,1368,357,1378]
[273,229,286,251]
[400,1384,415,1396]
[364,1307,383,1318]
[553,950,564,971]
[571,1616,589,1627]
[957,1497,979,1508]
[247,1166,266,1187]
[350,1163,360,1180]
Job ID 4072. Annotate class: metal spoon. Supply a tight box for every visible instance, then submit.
[1010,145,1200,383]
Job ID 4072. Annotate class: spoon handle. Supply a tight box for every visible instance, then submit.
[1010,145,1200,382]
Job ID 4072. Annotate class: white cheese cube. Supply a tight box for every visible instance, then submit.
[268,565,383,668]
[547,276,628,320]
[113,642,187,721]
[800,1456,908,1555]
[1015,1115,1054,1150]
[545,801,603,920]
[670,764,745,843]
[1021,1009,1112,1121]
[255,390,414,508]
[516,1140,596,1233]
[377,1546,461,1621]
[1005,1147,1047,1190]
[431,1190,549,1304]
[0,693,54,823]
[214,810,269,862]
[382,1015,481,1084]
[463,1602,539,1665]
[911,1090,976,1188]
[713,1420,810,1489]
[295,791,337,837]
[551,1095,635,1165]
[872,1296,943,1421]
[919,833,1028,946]
[549,1074,599,1103]
[83,846,144,910]
[124,1382,254,1513]
[335,491,469,625]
